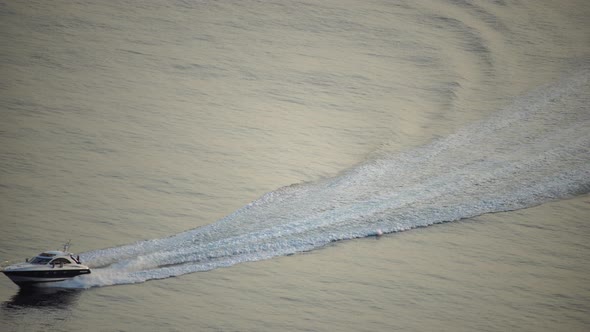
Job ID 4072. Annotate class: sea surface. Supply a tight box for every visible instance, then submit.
[1,0,589,331]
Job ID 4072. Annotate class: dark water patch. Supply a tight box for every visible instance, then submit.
[446,0,512,33]
[3,288,81,310]
[430,15,494,68]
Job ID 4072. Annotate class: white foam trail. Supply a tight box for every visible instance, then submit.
[53,70,590,288]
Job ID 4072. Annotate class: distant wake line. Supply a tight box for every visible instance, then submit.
[52,71,590,288]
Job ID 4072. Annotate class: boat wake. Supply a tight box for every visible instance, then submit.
[52,70,590,289]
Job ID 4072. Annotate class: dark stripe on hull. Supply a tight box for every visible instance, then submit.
[3,269,91,286]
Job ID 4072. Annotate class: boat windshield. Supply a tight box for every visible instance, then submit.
[29,257,52,265]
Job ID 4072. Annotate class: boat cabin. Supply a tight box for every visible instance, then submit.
[28,251,81,265]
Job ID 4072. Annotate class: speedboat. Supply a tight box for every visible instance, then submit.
[2,242,91,287]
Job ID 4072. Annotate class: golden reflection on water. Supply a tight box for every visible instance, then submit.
[1,0,589,331]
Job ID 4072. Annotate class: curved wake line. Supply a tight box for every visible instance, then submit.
[51,70,590,289]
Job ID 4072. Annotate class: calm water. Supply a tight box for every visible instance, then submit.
[1,0,589,331]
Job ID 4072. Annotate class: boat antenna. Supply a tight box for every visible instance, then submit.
[63,240,72,253]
